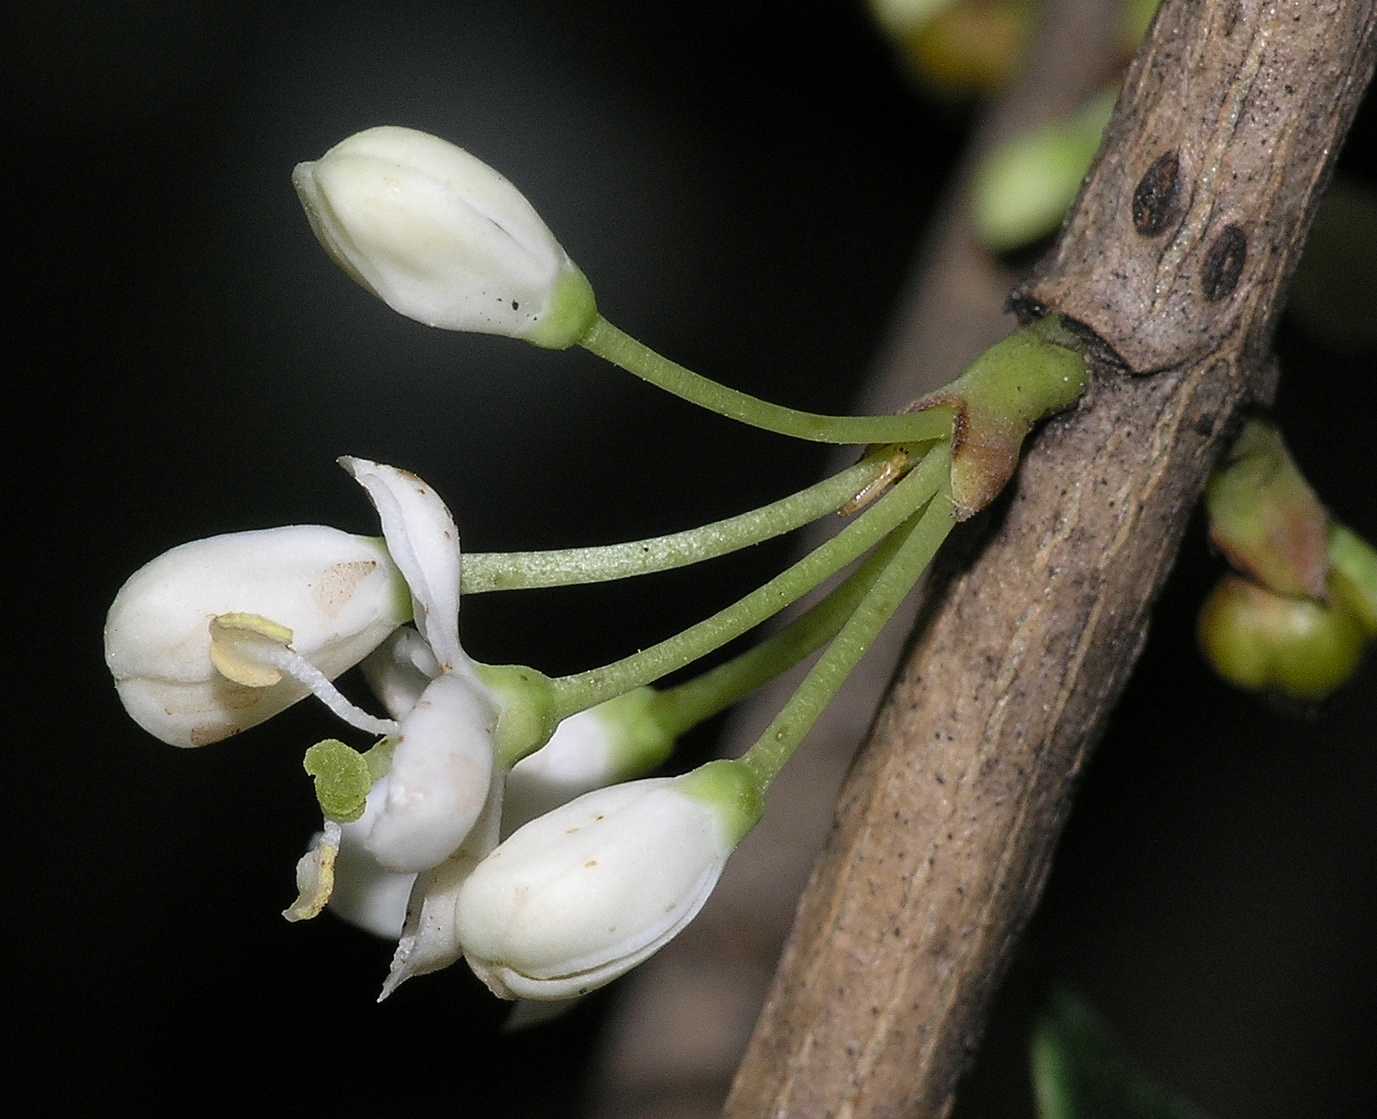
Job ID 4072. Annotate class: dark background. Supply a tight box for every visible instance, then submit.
[8,1,1375,1114]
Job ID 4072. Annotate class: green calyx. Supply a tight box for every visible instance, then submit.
[527,266,599,350]
[1205,418,1330,600]
[477,663,560,768]
[303,739,374,822]
[589,687,678,777]
[675,759,765,848]
[910,315,1089,519]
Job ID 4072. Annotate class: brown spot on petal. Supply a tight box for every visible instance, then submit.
[312,560,379,617]
[190,722,240,746]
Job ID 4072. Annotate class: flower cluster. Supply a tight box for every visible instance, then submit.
[103,123,1084,1012]
[105,456,756,1002]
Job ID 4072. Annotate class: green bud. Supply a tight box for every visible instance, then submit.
[302,738,374,823]
[1329,524,1377,637]
[972,87,1116,252]
[1205,419,1330,600]
[1197,574,1366,702]
[903,1,1031,95]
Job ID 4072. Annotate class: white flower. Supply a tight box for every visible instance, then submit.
[293,125,597,348]
[455,760,763,1000]
[321,684,674,943]
[323,459,500,874]
[276,458,505,926]
[104,526,410,747]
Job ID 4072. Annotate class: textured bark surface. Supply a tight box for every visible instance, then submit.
[726,2,1377,1116]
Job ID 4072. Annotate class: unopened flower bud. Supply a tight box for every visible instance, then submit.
[294,126,597,348]
[1328,524,1377,637]
[1205,419,1330,600]
[104,527,409,747]
[504,687,675,834]
[456,759,763,1000]
[1197,574,1366,702]
[972,88,1116,252]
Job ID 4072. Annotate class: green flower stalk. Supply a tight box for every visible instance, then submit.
[548,447,950,725]
[579,315,954,446]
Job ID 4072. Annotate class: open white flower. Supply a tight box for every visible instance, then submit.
[104,526,410,747]
[455,760,763,1001]
[333,458,499,872]
[322,684,675,944]
[293,125,597,348]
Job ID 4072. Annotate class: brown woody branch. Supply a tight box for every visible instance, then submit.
[725,1,1377,1116]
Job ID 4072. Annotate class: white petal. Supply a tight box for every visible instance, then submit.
[360,626,440,721]
[327,801,416,939]
[360,673,497,872]
[339,458,464,672]
[105,526,409,747]
[379,776,504,1000]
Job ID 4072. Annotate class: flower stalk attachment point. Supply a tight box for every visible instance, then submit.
[909,314,1089,520]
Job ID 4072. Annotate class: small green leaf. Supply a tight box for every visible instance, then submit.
[302,738,373,823]
[1031,989,1215,1119]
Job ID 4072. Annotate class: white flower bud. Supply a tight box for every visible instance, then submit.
[503,687,674,834]
[456,761,762,1000]
[293,126,597,348]
[104,527,409,747]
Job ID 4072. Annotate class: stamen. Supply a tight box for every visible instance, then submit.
[259,644,401,737]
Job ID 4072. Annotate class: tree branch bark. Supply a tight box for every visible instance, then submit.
[725,2,1377,1116]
